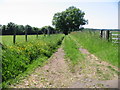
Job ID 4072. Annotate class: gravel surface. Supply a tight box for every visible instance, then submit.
[10,47,119,88]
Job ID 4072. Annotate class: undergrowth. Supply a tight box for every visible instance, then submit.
[2,34,64,88]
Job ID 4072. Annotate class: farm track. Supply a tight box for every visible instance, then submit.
[11,47,77,88]
[69,36,119,88]
[10,36,119,88]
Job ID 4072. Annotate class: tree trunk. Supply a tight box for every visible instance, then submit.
[64,32,68,35]
[63,30,68,35]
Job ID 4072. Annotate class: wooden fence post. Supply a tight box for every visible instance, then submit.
[109,31,112,42]
[100,30,103,38]
[13,33,16,44]
[25,28,27,42]
[13,26,16,44]
[106,30,110,41]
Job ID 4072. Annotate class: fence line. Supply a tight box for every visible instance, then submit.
[99,30,120,43]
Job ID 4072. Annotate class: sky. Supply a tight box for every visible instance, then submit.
[0,0,119,29]
[118,1,120,29]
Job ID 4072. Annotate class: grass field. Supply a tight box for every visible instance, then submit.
[0,35,44,46]
[70,31,118,67]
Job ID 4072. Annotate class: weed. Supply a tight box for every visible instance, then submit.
[2,34,64,88]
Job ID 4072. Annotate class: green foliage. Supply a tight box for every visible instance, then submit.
[40,26,56,36]
[2,34,64,85]
[2,22,55,35]
[7,22,16,34]
[63,35,84,65]
[33,27,39,38]
[70,30,118,67]
[52,6,88,35]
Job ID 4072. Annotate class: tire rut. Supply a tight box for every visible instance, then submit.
[10,36,119,88]
[69,36,119,88]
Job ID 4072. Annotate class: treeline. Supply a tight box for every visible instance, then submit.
[0,6,87,36]
[0,22,57,35]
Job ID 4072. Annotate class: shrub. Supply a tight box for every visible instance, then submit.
[2,34,64,83]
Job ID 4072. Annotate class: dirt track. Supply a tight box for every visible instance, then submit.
[11,48,76,88]
[70,48,119,88]
[11,46,119,88]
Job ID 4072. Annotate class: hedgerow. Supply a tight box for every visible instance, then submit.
[2,34,64,84]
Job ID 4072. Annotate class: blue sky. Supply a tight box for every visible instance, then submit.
[0,0,119,29]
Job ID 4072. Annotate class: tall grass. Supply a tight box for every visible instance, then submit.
[70,31,118,67]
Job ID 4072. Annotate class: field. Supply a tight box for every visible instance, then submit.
[1,30,119,88]
[0,35,44,46]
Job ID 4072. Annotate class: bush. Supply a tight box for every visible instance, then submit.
[2,34,64,83]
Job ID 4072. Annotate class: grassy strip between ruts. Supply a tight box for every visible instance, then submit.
[70,30,119,68]
[2,34,64,88]
[62,35,84,67]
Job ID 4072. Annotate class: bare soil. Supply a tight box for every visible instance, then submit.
[11,48,77,88]
[10,47,119,88]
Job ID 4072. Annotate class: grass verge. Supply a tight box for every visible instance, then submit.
[2,56,48,88]
[70,30,118,67]
[1,34,64,88]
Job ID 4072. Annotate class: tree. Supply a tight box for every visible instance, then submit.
[48,26,55,35]
[46,26,54,35]
[7,22,16,44]
[2,25,6,32]
[25,25,30,42]
[41,26,47,36]
[26,25,32,35]
[33,27,39,38]
[0,24,2,35]
[52,6,88,35]
[40,26,55,36]
[17,25,25,35]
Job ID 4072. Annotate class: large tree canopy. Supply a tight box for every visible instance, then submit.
[52,6,88,35]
